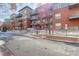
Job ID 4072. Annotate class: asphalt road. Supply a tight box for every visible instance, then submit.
[6,36,66,56]
[0,31,79,56]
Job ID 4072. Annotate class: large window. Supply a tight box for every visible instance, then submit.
[55,23,61,30]
[55,13,61,30]
[68,26,79,31]
[55,13,61,23]
[73,26,79,30]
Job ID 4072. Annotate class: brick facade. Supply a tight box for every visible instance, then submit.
[53,4,79,31]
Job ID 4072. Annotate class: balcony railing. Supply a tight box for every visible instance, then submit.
[31,16,38,20]
[16,13,22,18]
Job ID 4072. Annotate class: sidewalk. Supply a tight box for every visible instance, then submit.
[7,30,79,43]
[31,32,79,43]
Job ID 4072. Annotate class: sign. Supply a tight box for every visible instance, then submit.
[65,24,68,29]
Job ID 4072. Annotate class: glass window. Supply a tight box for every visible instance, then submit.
[55,13,61,23]
[74,26,78,30]
[53,3,71,10]
[55,23,61,30]
[69,27,73,30]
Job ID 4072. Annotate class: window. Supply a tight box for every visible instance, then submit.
[68,26,79,31]
[55,23,61,30]
[55,13,61,30]
[69,27,73,30]
[53,3,70,10]
[73,26,78,30]
[55,13,61,23]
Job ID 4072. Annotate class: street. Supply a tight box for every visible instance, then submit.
[0,31,79,56]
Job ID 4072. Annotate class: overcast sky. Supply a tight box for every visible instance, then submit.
[0,3,44,22]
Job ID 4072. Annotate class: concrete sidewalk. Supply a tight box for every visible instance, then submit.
[7,30,79,43]
[31,33,79,43]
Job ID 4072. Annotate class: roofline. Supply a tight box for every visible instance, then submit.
[19,6,33,12]
[69,3,79,9]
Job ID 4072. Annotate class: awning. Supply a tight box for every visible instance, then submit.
[69,3,79,9]
[69,14,79,20]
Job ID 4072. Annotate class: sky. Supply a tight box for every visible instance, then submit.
[0,3,45,22]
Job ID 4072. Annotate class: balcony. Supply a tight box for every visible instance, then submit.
[31,16,38,20]
[31,12,38,16]
[31,10,38,16]
[16,13,22,18]
[69,14,79,20]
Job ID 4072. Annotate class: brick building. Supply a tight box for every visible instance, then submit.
[35,3,53,31]
[52,3,79,31]
[6,6,33,30]
[5,3,79,32]
[18,6,32,29]
[34,3,79,32]
[30,9,43,30]
[9,14,16,30]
